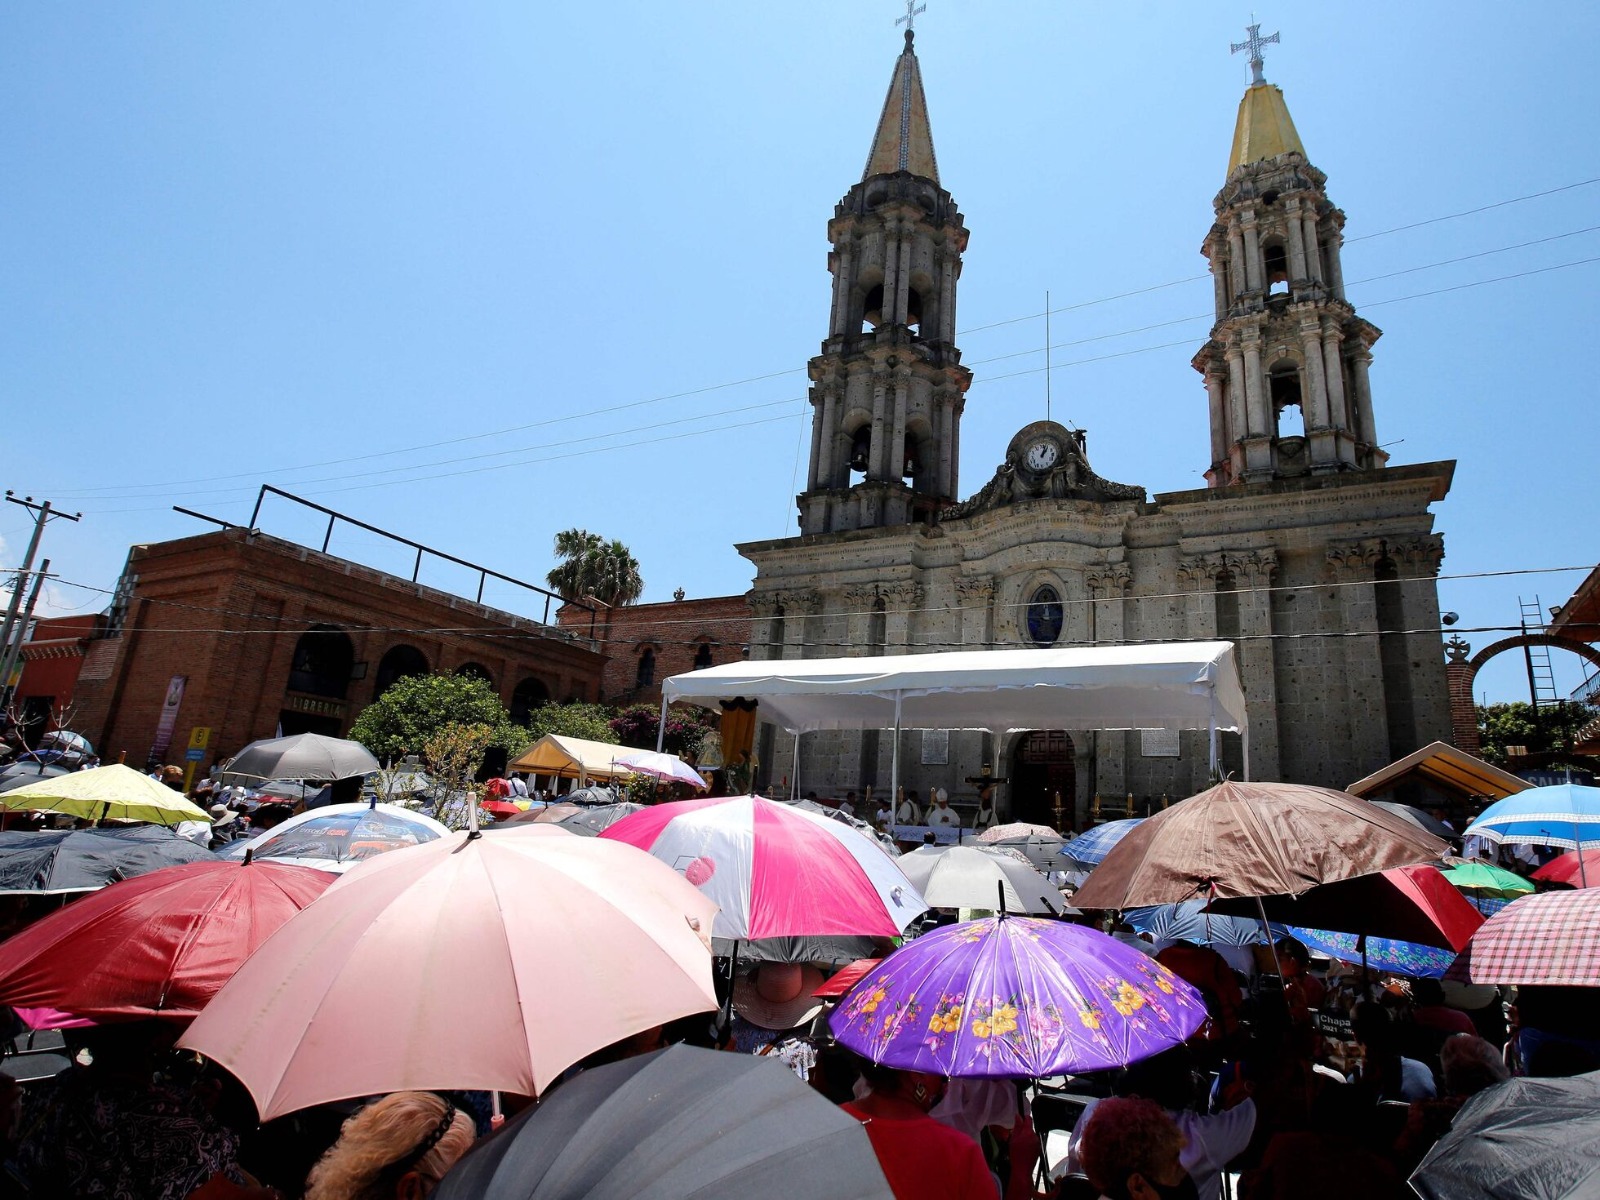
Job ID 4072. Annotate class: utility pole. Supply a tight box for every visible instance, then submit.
[0,559,49,704]
[0,494,82,709]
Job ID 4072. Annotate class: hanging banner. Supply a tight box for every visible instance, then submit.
[149,675,187,762]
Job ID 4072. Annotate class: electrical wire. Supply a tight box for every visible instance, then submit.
[31,177,1600,501]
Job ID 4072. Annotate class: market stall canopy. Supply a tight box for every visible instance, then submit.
[661,642,1248,737]
[1346,741,1530,804]
[509,734,634,781]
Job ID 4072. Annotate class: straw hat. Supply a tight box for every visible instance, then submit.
[208,803,239,828]
[732,963,827,1031]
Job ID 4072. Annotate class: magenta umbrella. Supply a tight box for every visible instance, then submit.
[830,916,1207,1078]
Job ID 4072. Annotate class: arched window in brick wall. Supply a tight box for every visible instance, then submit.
[287,625,355,699]
[636,648,656,689]
[693,641,714,670]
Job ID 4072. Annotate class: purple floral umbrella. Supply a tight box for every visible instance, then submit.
[829,916,1208,1077]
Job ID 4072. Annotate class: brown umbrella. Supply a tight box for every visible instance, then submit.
[1071,780,1449,910]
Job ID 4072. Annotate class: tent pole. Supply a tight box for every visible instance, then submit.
[1242,729,1251,782]
[655,695,669,753]
[1208,689,1219,777]
[791,733,800,801]
[890,693,903,818]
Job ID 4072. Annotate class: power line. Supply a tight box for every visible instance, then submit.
[33,176,1600,501]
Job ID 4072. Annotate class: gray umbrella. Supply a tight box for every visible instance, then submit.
[433,1044,893,1200]
[220,733,380,783]
[0,827,215,894]
[711,934,888,966]
[1411,1072,1600,1199]
[1372,800,1456,841]
[555,802,644,837]
[0,763,71,795]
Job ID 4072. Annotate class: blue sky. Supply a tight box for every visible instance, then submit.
[3,1,1597,703]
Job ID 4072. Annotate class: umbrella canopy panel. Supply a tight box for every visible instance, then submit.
[662,642,1248,738]
[1463,784,1600,851]
[830,916,1207,1078]
[432,1044,894,1200]
[1062,819,1145,867]
[0,827,216,894]
[1410,1073,1600,1200]
[897,845,1064,915]
[1072,781,1449,909]
[221,733,380,783]
[219,802,449,870]
[1446,890,1600,986]
[0,764,211,826]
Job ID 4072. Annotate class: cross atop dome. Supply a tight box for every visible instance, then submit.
[1231,21,1280,86]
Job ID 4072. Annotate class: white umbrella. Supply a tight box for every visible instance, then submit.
[221,733,380,783]
[611,749,709,791]
[896,844,1068,915]
[218,801,449,873]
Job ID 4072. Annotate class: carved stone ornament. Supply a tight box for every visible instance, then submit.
[1445,634,1471,664]
[955,576,996,602]
[1086,563,1133,596]
[941,420,1145,520]
[1326,534,1445,577]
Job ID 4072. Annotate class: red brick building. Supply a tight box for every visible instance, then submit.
[9,615,100,747]
[558,593,751,705]
[73,528,605,772]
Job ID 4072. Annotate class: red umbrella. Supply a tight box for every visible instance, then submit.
[1532,849,1600,888]
[0,858,332,1019]
[1209,864,1484,951]
[480,800,523,820]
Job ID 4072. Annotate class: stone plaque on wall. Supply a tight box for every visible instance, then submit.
[921,729,949,765]
[1140,728,1180,758]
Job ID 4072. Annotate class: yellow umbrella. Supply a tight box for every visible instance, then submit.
[0,764,211,826]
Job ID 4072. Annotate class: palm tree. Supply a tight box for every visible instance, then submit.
[546,528,644,607]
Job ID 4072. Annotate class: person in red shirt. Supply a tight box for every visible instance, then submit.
[842,1060,998,1199]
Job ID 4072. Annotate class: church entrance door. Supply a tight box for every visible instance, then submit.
[1009,731,1076,832]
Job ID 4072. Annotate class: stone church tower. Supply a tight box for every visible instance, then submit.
[1193,35,1385,486]
[738,28,1456,822]
[798,28,973,535]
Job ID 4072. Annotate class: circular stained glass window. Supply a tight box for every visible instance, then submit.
[1026,585,1064,646]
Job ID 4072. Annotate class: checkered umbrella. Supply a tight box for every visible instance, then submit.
[1446,889,1600,986]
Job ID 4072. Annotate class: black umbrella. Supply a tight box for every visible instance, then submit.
[432,1044,893,1200]
[1411,1072,1600,1199]
[711,934,888,967]
[0,827,216,894]
[0,763,70,796]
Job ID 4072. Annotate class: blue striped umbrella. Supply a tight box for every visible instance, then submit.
[1124,900,1267,946]
[1061,818,1145,867]
[1464,784,1600,852]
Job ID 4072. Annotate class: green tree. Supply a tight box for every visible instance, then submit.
[350,673,528,765]
[546,528,644,607]
[1476,699,1597,764]
[609,703,718,758]
[522,701,618,745]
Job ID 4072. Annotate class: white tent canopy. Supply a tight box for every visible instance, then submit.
[661,641,1250,789]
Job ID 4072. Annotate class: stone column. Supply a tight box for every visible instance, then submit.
[893,229,913,327]
[1225,346,1248,471]
[890,375,910,486]
[937,395,955,497]
[819,386,841,487]
[955,577,995,649]
[1299,326,1331,429]
[749,594,785,661]
[1321,325,1349,432]
[830,244,854,336]
[1328,544,1389,777]
[806,397,825,490]
[1227,220,1247,298]
[940,253,957,340]
[1350,349,1377,447]
[880,224,900,323]
[1088,566,1134,817]
[1205,370,1228,467]
[1285,200,1309,281]
[1236,552,1280,783]
[1399,537,1452,746]
[1211,254,1228,313]
[1326,233,1346,300]
[1242,336,1268,435]
[868,375,890,481]
[1241,212,1263,293]
[1302,214,1323,283]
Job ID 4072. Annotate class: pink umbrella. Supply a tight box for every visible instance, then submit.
[601,795,927,940]
[611,749,709,791]
[179,826,719,1120]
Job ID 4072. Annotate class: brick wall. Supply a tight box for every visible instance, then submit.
[72,530,605,771]
[557,593,752,705]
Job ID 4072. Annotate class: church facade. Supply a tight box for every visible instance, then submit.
[737,29,1455,826]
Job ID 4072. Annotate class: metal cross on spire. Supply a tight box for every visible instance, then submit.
[896,1,926,35]
[1231,21,1280,86]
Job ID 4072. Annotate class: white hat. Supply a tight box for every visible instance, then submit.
[732,963,827,1031]
[208,803,239,828]
[933,787,949,804]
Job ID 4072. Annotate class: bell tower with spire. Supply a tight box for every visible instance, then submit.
[1193,25,1385,487]
[796,25,972,535]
